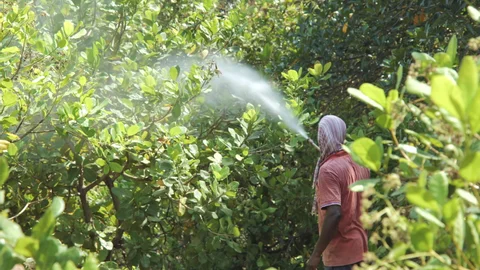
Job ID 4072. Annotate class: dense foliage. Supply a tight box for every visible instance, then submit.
[0,0,479,269]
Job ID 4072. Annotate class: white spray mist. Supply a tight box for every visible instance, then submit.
[209,58,308,139]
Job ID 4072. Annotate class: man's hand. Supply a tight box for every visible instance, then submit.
[306,254,321,270]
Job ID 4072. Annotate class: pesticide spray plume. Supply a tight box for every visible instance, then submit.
[209,57,311,138]
[158,55,319,150]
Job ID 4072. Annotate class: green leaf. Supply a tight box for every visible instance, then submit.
[99,238,113,250]
[193,189,202,201]
[410,223,434,251]
[0,157,9,186]
[428,172,448,206]
[127,125,140,136]
[434,53,452,68]
[7,143,17,156]
[387,243,408,260]
[386,90,399,114]
[323,62,332,73]
[178,197,187,216]
[405,77,431,96]
[63,20,75,36]
[287,70,298,81]
[375,114,393,129]
[446,35,457,63]
[0,216,24,244]
[231,226,241,237]
[431,75,464,119]
[458,56,478,107]
[350,137,382,172]
[347,88,384,111]
[312,63,322,75]
[50,197,65,217]
[71,28,87,39]
[32,210,55,240]
[459,152,480,182]
[308,68,318,76]
[359,83,386,108]
[1,47,20,54]
[169,126,187,137]
[349,178,380,192]
[456,188,478,205]
[406,184,440,213]
[212,164,230,180]
[95,158,106,167]
[443,198,460,224]
[109,162,123,173]
[2,91,18,107]
[79,76,87,86]
[453,208,465,250]
[14,236,39,257]
[468,6,480,22]
[412,52,436,63]
[469,91,480,133]
[171,103,181,120]
[414,207,444,228]
[170,66,180,80]
[227,240,242,253]
[395,65,403,91]
[0,245,16,270]
[82,254,99,270]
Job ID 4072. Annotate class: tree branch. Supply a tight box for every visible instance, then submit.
[11,34,27,80]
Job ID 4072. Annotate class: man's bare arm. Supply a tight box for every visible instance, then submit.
[307,205,342,269]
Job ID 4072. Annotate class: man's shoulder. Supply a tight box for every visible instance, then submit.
[320,153,351,171]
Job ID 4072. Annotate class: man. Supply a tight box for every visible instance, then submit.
[306,115,370,270]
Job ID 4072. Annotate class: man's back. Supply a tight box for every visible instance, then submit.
[315,151,370,267]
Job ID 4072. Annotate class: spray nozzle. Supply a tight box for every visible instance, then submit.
[307,138,321,152]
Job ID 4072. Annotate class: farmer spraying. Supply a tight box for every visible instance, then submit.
[306,115,370,270]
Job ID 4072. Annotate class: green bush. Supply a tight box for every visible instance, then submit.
[345,7,480,269]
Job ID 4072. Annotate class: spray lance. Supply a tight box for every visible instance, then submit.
[307,138,321,152]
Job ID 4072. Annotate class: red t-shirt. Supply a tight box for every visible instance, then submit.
[315,150,370,267]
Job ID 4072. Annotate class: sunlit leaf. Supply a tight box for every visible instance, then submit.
[349,178,380,192]
[406,77,431,96]
[456,188,478,205]
[412,52,435,63]
[169,126,187,137]
[14,237,39,258]
[406,184,440,213]
[347,88,384,111]
[414,207,444,228]
[178,197,187,216]
[359,83,386,108]
[2,91,18,107]
[0,157,9,186]
[458,56,478,106]
[428,172,448,206]
[446,35,457,63]
[459,152,480,182]
[431,75,464,119]
[468,6,480,22]
[350,138,382,172]
[127,125,141,136]
[0,216,24,244]
[410,223,434,251]
[63,20,75,36]
[71,29,87,39]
